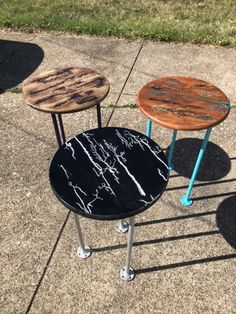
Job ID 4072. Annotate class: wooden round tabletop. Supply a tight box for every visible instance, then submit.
[22,67,110,114]
[138,76,230,131]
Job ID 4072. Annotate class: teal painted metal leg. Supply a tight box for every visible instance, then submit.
[146,119,152,137]
[180,128,212,206]
[168,130,177,170]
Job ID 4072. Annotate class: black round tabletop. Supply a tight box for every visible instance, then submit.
[49,127,169,220]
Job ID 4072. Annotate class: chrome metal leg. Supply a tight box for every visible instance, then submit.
[168,130,177,170]
[120,216,135,281]
[180,128,212,206]
[74,214,92,259]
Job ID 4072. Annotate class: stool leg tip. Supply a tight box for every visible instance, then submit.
[180,195,193,206]
[168,163,174,171]
[116,220,129,233]
[120,267,135,281]
[77,246,92,259]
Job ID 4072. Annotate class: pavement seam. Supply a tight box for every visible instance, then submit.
[106,43,144,127]
[25,211,71,314]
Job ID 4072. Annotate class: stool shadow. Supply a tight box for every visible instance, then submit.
[135,253,236,274]
[93,228,221,253]
[93,226,236,274]
[166,138,231,181]
[216,195,236,249]
[0,39,44,92]
[93,208,236,274]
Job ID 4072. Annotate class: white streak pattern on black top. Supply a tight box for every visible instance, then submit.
[56,129,167,215]
[116,129,169,172]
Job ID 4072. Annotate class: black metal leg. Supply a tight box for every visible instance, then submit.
[52,105,100,147]
[51,113,66,147]
[96,103,102,128]
[51,113,62,147]
[57,113,66,143]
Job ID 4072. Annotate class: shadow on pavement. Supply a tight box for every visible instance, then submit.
[216,195,236,249]
[135,209,236,275]
[166,138,231,181]
[135,253,236,275]
[93,229,221,253]
[93,204,236,274]
[0,39,44,92]
[135,210,217,227]
[166,178,236,192]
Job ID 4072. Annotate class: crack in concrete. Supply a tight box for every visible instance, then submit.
[106,43,144,126]
[25,211,71,314]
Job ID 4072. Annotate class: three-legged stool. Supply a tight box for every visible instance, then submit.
[49,127,169,281]
[138,76,230,206]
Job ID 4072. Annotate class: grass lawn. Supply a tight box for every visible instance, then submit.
[0,0,235,46]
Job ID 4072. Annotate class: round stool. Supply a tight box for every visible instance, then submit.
[49,127,169,281]
[23,67,110,147]
[138,76,230,206]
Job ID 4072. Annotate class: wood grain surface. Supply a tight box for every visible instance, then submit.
[22,67,110,113]
[138,77,230,131]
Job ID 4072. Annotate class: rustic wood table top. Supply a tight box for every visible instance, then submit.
[138,76,230,131]
[22,67,110,114]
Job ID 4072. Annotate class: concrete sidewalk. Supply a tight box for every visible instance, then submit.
[0,30,236,314]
